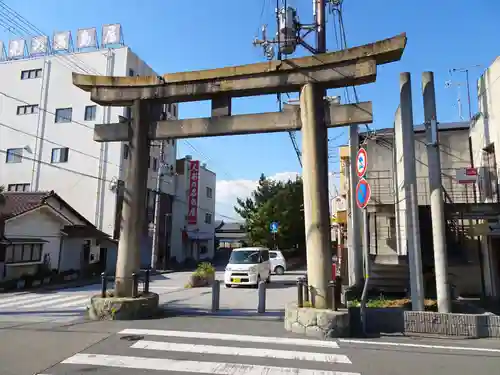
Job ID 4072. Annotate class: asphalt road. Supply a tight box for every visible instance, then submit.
[0,273,185,323]
[2,314,500,375]
[0,270,302,323]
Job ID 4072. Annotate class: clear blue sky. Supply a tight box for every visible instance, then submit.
[2,0,499,218]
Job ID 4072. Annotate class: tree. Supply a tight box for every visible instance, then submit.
[234,175,305,251]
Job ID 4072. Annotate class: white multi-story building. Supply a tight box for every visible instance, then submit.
[0,26,178,269]
[170,156,216,264]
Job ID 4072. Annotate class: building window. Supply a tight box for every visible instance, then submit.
[123,144,129,159]
[200,245,208,254]
[206,187,213,199]
[5,148,23,163]
[205,213,212,224]
[55,108,72,123]
[5,243,43,264]
[173,104,177,117]
[128,68,135,77]
[7,183,30,192]
[16,104,38,115]
[84,105,96,121]
[153,157,158,172]
[20,69,42,80]
[51,147,69,163]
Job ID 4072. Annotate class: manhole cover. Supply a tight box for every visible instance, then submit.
[120,335,144,341]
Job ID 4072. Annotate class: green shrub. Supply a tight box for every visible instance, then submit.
[185,263,216,288]
[196,262,215,277]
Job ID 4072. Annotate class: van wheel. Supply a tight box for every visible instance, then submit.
[275,266,285,275]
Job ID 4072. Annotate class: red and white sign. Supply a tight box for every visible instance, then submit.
[456,167,478,184]
[356,148,368,178]
[187,160,200,225]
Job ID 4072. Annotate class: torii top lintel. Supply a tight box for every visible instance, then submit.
[73,33,407,106]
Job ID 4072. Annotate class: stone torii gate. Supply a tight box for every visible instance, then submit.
[73,33,406,308]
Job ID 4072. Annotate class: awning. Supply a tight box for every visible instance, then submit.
[185,231,214,241]
[3,237,48,244]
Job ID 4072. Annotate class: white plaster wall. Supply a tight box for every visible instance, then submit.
[0,47,178,238]
[4,208,63,271]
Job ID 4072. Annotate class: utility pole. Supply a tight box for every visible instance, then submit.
[422,71,451,313]
[150,141,165,271]
[316,0,327,53]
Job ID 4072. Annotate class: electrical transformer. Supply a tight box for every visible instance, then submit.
[277,6,298,55]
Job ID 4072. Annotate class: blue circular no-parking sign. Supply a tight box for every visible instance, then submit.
[356,178,371,209]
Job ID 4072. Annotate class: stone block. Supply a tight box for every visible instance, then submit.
[404,311,479,337]
[347,306,500,339]
[298,308,317,327]
[88,292,159,321]
[290,322,306,335]
[305,325,325,339]
[284,302,350,339]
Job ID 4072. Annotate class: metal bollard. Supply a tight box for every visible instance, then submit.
[144,268,150,294]
[211,280,220,312]
[257,280,266,313]
[328,280,337,311]
[303,276,309,303]
[100,272,106,298]
[297,277,304,308]
[132,273,138,298]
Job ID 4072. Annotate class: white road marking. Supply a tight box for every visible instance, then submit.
[57,297,91,309]
[119,328,340,349]
[20,294,90,309]
[339,338,500,353]
[132,340,351,363]
[0,294,75,308]
[62,353,360,375]
[0,293,56,307]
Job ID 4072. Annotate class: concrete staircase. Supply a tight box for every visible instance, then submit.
[369,259,409,296]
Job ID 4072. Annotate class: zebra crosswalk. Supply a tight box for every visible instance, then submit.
[0,284,185,322]
[0,290,92,322]
[43,328,361,375]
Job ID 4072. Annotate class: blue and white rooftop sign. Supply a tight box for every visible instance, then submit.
[0,23,124,61]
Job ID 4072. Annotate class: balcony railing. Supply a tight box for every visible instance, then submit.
[364,167,496,206]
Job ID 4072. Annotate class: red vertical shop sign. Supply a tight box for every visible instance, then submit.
[187,160,200,225]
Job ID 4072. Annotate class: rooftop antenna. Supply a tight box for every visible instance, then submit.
[445,70,465,121]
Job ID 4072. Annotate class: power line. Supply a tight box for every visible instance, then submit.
[0,120,120,168]
[330,1,373,135]
[0,3,242,223]
[0,147,239,221]
[0,1,102,75]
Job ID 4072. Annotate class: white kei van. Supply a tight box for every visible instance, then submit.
[224,247,271,288]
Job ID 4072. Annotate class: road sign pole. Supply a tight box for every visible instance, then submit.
[349,139,363,288]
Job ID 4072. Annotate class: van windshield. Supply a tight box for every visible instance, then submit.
[228,250,260,264]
